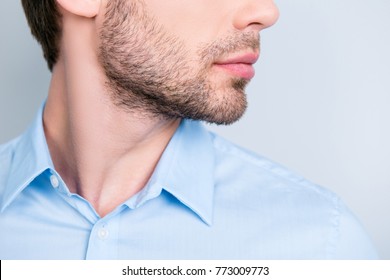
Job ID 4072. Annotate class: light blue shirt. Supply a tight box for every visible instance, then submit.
[0,104,377,259]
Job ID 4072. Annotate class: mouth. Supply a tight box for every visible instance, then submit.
[213,53,259,80]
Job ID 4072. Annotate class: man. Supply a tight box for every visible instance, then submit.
[0,0,377,259]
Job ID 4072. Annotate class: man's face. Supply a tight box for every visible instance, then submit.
[99,0,278,124]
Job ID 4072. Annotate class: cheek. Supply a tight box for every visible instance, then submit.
[145,0,227,48]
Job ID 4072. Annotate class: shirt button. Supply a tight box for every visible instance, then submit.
[50,175,60,188]
[98,228,109,240]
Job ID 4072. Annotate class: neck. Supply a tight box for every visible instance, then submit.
[43,56,180,218]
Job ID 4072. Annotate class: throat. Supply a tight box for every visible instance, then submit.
[43,99,180,218]
[72,163,156,218]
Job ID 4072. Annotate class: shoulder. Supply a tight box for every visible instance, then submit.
[0,136,20,162]
[209,130,336,204]
[208,131,378,259]
[0,138,18,167]
[208,131,341,233]
[0,137,20,194]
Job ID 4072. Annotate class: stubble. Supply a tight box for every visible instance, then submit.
[99,0,259,125]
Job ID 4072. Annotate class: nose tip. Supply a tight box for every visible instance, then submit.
[234,0,280,32]
[261,3,280,29]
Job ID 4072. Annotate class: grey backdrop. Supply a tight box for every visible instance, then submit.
[1,0,389,259]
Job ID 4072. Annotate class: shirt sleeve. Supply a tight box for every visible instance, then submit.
[331,199,379,259]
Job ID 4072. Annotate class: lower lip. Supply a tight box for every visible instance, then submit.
[214,63,255,80]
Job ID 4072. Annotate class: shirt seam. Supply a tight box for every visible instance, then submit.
[211,134,332,198]
[325,196,342,259]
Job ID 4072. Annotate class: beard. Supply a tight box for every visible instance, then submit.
[98,0,260,125]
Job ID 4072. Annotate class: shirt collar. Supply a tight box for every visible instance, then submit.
[2,105,216,225]
[147,119,216,226]
[2,103,54,212]
[121,119,216,226]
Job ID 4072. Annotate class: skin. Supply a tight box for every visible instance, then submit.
[44,0,279,217]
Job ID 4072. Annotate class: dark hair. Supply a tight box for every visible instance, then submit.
[21,0,62,71]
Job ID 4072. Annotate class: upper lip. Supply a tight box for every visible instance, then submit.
[214,53,260,65]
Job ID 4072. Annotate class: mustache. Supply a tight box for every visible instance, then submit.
[198,32,260,64]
